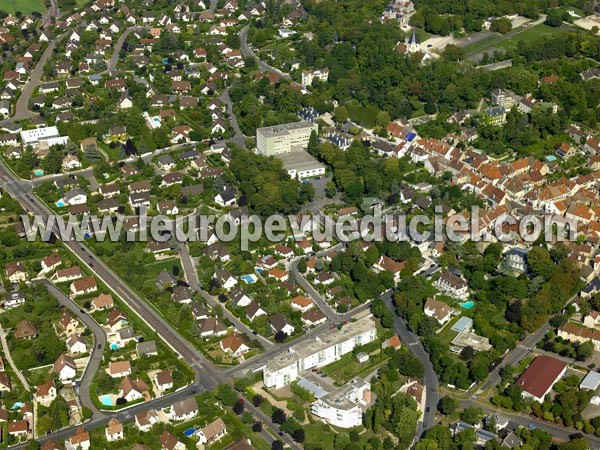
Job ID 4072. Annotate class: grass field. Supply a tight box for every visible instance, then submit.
[346,101,379,128]
[1,0,44,15]
[464,23,566,57]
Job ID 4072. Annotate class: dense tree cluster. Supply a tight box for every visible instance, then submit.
[229,147,315,217]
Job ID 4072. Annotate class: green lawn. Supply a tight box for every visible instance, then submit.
[346,101,379,129]
[320,349,389,385]
[464,24,566,57]
[1,0,44,15]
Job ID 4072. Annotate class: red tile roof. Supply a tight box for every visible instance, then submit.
[515,355,567,400]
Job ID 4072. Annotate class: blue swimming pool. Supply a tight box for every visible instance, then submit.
[33,169,44,176]
[255,267,263,274]
[99,395,113,406]
[241,274,257,284]
[110,343,119,350]
[459,300,475,309]
[56,200,66,207]
[184,428,195,437]
[11,402,24,410]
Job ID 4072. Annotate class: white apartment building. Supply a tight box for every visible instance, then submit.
[301,68,329,86]
[20,126,69,148]
[263,317,377,389]
[256,121,318,156]
[310,377,371,428]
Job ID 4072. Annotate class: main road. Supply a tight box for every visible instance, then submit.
[0,160,303,450]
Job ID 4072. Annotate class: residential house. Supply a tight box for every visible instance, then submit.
[4,261,27,283]
[424,298,456,325]
[70,276,97,296]
[434,272,469,300]
[35,379,57,406]
[67,335,87,354]
[170,398,198,421]
[105,418,124,442]
[135,409,159,432]
[197,418,227,445]
[54,354,77,381]
[246,301,267,321]
[220,334,249,357]
[14,320,37,340]
[270,313,295,336]
[108,361,132,378]
[154,370,174,392]
[160,431,185,450]
[118,377,149,402]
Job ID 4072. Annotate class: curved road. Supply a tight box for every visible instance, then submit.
[383,294,439,438]
[0,160,303,450]
[239,25,293,82]
[35,280,106,421]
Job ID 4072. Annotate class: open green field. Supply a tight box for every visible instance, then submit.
[464,24,566,57]
[346,101,379,128]
[0,0,44,15]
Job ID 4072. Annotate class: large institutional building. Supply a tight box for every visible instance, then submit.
[256,121,318,157]
[20,126,69,148]
[263,317,377,389]
[310,377,372,428]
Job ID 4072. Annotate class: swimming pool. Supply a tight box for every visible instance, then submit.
[33,169,44,176]
[183,428,196,437]
[459,300,475,309]
[56,200,66,207]
[110,343,119,350]
[241,274,257,284]
[255,267,263,274]
[99,395,113,406]
[11,402,24,410]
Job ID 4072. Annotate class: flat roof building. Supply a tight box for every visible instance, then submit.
[310,377,371,428]
[263,316,377,389]
[277,149,325,180]
[20,126,69,148]
[256,121,317,156]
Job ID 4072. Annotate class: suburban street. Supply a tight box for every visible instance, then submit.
[239,25,295,83]
[288,255,339,322]
[178,242,274,349]
[36,280,107,421]
[383,294,439,439]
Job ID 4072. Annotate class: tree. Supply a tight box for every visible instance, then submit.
[217,384,238,406]
[274,331,287,343]
[490,18,512,34]
[297,258,307,273]
[527,247,554,279]
[252,421,263,432]
[460,346,475,361]
[233,399,245,415]
[461,406,482,425]
[271,441,284,450]
[27,441,41,450]
[417,316,439,336]
[252,394,264,407]
[334,105,349,123]
[272,408,287,424]
[292,428,305,443]
[438,396,458,415]
[349,429,360,442]
[576,341,594,361]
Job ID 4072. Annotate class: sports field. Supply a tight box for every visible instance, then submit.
[1,0,44,15]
